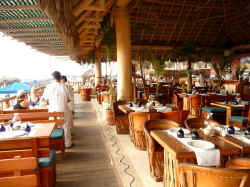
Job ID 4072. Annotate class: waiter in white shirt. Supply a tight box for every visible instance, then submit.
[42,71,73,148]
[61,75,74,133]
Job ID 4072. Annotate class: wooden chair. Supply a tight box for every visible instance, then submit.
[0,157,39,187]
[226,158,250,187]
[2,109,48,114]
[144,119,180,182]
[113,101,130,134]
[173,92,183,110]
[128,112,161,150]
[184,118,205,129]
[179,163,249,187]
[229,106,250,128]
[0,112,65,159]
[161,110,189,126]
[190,95,202,117]
[0,138,56,187]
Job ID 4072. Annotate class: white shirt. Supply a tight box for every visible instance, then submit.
[43,81,71,112]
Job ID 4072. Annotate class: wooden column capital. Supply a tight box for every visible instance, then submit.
[116,0,132,8]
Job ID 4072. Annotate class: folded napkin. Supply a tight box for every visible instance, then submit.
[133,107,149,112]
[156,107,172,113]
[167,129,220,166]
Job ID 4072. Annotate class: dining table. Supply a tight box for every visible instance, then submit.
[0,122,55,148]
[150,129,241,187]
[211,101,247,125]
[118,104,172,114]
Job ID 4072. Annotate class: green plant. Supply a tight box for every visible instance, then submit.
[211,56,232,81]
[236,67,247,80]
[148,51,165,97]
[173,41,200,93]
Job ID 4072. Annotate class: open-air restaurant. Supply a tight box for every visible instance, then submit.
[0,0,250,187]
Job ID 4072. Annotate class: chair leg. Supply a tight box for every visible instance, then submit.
[61,140,65,160]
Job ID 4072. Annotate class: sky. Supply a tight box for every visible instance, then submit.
[0,32,91,80]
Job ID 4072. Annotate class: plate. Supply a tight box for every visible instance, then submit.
[168,128,191,135]
[12,131,26,137]
[187,140,215,150]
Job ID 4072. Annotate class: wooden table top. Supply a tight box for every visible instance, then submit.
[150,130,241,160]
[216,135,250,154]
[34,122,55,138]
[118,105,133,114]
[211,102,245,109]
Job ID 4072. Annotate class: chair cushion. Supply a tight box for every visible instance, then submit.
[39,150,56,167]
[50,128,64,139]
[229,116,248,124]
[202,107,226,113]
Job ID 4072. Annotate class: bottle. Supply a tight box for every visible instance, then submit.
[177,128,184,138]
[0,124,6,132]
[227,125,235,134]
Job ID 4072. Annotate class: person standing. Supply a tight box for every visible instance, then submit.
[42,71,73,148]
[61,75,74,133]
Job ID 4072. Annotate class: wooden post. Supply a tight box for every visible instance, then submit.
[95,48,102,86]
[114,3,132,101]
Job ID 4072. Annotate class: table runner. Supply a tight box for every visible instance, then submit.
[167,129,220,166]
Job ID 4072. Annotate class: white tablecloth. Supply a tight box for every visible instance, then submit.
[167,129,220,166]
[0,123,40,139]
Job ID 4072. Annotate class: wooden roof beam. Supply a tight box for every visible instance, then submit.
[77,23,100,33]
[143,0,225,9]
[0,17,50,24]
[73,0,96,16]
[0,5,40,11]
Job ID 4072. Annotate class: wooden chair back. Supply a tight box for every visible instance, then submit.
[129,112,161,131]
[173,92,183,110]
[190,95,202,116]
[161,110,189,125]
[179,163,249,187]
[2,109,48,114]
[144,119,180,133]
[0,157,39,187]
[113,101,129,116]
[185,118,205,129]
[0,138,50,159]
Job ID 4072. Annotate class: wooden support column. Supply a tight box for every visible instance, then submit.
[114,3,132,101]
[95,48,102,86]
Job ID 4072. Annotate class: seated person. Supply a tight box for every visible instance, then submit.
[29,87,40,107]
[14,90,29,110]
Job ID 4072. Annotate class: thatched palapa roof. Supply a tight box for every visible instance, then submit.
[0,0,249,62]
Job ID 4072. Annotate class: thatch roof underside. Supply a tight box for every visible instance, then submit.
[0,0,67,56]
[0,0,250,62]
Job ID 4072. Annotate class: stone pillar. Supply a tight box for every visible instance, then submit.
[95,48,102,86]
[114,7,132,101]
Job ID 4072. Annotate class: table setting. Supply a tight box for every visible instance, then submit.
[0,122,40,139]
[166,127,220,166]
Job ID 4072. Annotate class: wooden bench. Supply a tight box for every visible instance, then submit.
[0,138,55,187]
[1,109,48,114]
[0,157,39,187]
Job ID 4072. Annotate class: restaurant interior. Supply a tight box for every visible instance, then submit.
[0,0,250,187]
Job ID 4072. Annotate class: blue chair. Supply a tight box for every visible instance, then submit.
[229,107,249,128]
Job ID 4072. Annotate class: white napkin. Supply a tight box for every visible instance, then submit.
[167,129,220,166]
[156,107,172,112]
